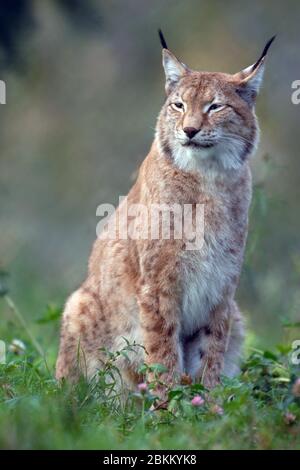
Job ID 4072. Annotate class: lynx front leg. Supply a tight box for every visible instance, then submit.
[197,302,231,389]
[138,286,182,390]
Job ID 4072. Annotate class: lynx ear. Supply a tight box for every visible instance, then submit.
[233,36,276,105]
[158,29,189,94]
[162,49,188,94]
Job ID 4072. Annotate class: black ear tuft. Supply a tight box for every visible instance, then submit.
[158,29,168,49]
[252,35,276,70]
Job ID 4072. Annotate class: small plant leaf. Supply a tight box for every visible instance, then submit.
[36,304,62,324]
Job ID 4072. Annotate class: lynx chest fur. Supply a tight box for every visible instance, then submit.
[179,166,252,337]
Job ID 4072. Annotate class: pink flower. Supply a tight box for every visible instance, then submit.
[211,404,224,415]
[138,383,148,393]
[284,412,296,425]
[191,395,205,407]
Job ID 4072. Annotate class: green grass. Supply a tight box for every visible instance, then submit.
[0,295,300,450]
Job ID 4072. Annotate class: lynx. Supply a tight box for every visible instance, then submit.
[56,32,275,393]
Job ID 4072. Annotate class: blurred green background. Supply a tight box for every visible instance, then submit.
[0,0,300,356]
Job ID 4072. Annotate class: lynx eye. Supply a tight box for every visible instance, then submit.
[208,103,224,112]
[172,102,184,111]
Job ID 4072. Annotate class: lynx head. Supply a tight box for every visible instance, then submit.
[156,31,275,173]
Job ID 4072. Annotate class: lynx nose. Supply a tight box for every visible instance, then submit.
[183,127,199,139]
